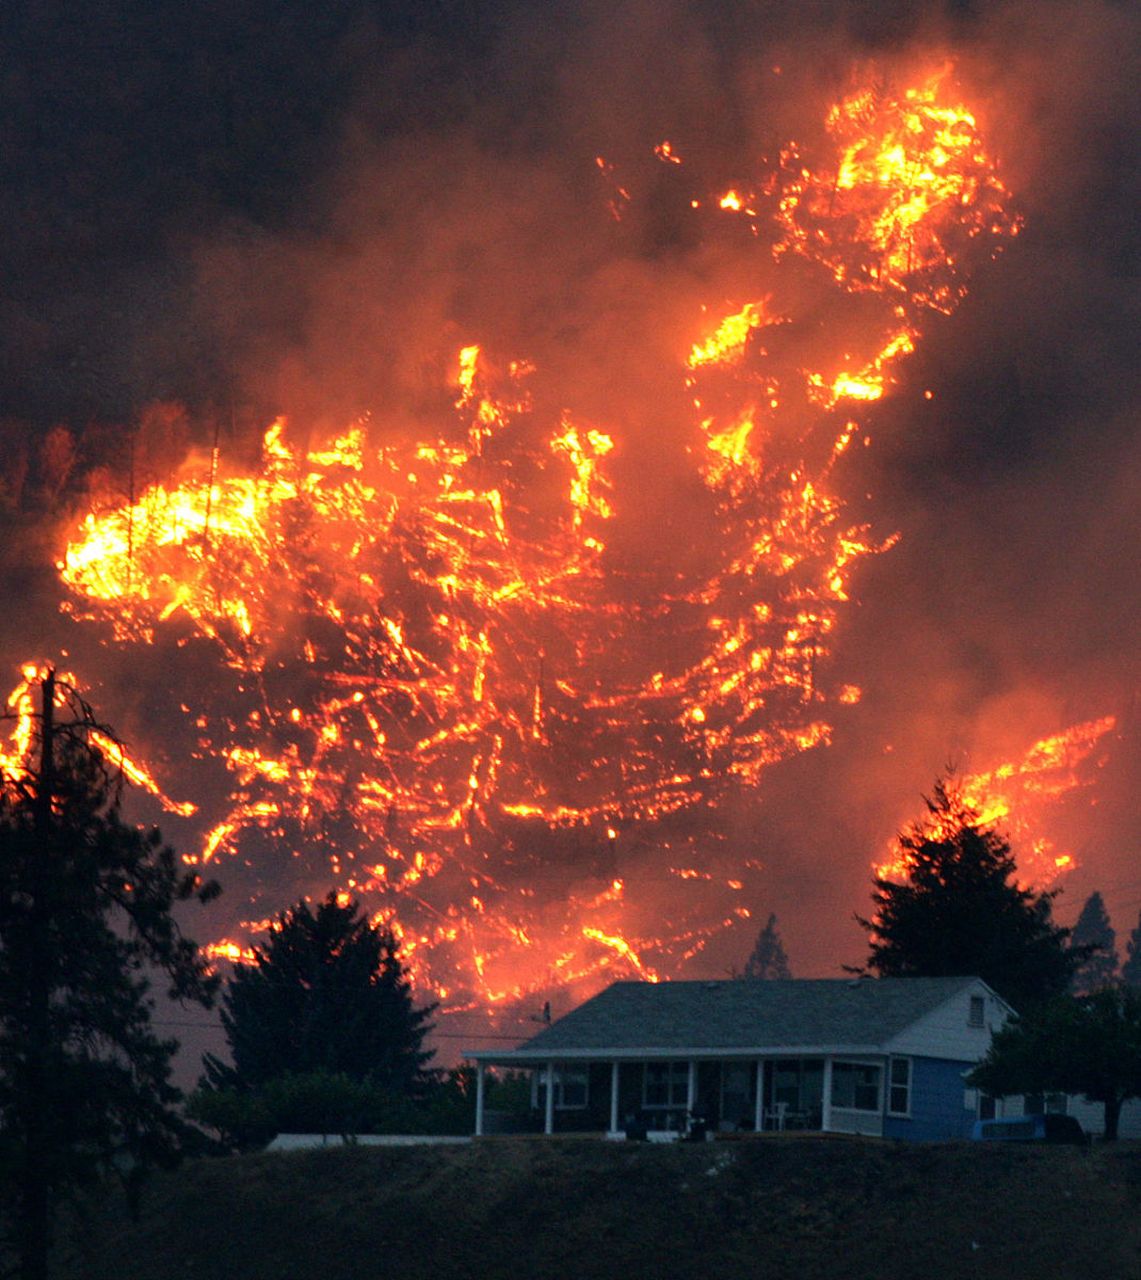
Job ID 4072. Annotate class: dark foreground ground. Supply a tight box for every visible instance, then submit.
[53,1135,1141,1280]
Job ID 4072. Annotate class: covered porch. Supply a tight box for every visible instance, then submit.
[471,1053,892,1139]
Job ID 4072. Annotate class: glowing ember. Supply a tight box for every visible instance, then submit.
[52,65,1024,1008]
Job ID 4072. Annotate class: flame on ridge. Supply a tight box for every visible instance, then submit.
[875,716,1119,884]
[52,64,1026,1008]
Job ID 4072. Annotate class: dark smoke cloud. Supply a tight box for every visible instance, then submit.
[1,0,1138,1021]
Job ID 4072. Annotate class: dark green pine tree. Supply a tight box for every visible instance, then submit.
[742,913,792,979]
[0,671,218,1280]
[1070,891,1118,993]
[857,778,1082,1011]
[1122,911,1141,989]
[204,894,436,1097]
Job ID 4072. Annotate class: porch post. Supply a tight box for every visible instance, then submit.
[754,1060,764,1132]
[610,1061,620,1134]
[821,1057,833,1133]
[475,1061,486,1137]
[544,1060,555,1135]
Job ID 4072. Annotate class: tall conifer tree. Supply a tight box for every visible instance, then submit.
[204,893,436,1096]
[1070,891,1117,992]
[1122,911,1141,989]
[857,778,1081,1010]
[742,913,792,979]
[0,671,217,1280]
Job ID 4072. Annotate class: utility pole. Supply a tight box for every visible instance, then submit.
[204,414,221,550]
[127,433,136,592]
[35,667,54,832]
[21,668,55,1280]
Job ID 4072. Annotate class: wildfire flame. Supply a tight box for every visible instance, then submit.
[50,65,1029,1007]
[774,65,1022,313]
[875,716,1119,884]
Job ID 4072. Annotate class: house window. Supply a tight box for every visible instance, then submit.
[888,1057,912,1116]
[643,1061,690,1109]
[1024,1092,1068,1116]
[968,996,985,1028]
[831,1062,882,1112]
[534,1066,589,1110]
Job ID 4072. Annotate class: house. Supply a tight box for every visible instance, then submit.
[466,976,1014,1141]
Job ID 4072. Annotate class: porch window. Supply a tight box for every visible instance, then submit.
[769,1059,824,1129]
[534,1066,589,1110]
[831,1061,881,1112]
[887,1057,911,1116]
[643,1061,689,1109]
[1024,1092,1068,1116]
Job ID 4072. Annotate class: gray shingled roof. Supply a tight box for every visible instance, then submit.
[472,977,981,1060]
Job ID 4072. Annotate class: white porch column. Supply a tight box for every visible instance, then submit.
[822,1057,833,1133]
[754,1060,764,1132]
[610,1062,621,1134]
[475,1062,486,1137]
[687,1060,697,1115]
[544,1060,555,1135]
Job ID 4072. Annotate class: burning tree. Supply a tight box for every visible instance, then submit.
[0,668,217,1280]
[857,778,1081,1010]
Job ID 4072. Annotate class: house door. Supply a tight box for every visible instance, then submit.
[719,1062,755,1131]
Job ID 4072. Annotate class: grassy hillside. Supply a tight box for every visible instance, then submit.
[54,1136,1141,1280]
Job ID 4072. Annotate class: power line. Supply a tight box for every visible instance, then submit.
[151,1019,528,1042]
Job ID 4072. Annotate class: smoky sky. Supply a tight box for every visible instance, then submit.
[1,0,1138,1013]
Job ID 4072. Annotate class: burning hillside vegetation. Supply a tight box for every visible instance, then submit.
[24,62,1113,1010]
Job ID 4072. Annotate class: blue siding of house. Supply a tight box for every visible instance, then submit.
[883,1056,976,1142]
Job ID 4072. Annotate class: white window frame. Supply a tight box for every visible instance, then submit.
[533,1065,589,1111]
[830,1060,883,1113]
[963,1079,1003,1119]
[972,1090,1000,1120]
[968,995,985,1028]
[643,1061,689,1110]
[887,1056,912,1117]
[1024,1091,1068,1116]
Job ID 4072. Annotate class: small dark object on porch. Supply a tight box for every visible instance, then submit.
[684,1110,709,1142]
[624,1111,649,1141]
